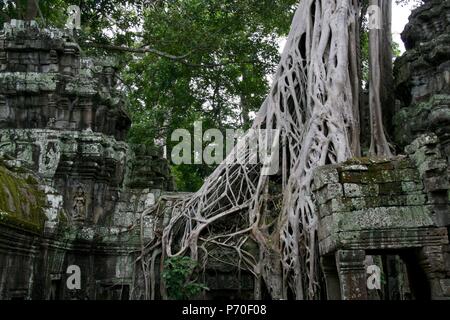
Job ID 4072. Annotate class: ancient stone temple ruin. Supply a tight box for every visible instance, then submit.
[314,0,450,300]
[315,140,450,299]
[0,20,173,300]
[0,0,449,300]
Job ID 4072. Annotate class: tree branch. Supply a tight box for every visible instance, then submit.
[83,42,192,60]
[82,42,257,69]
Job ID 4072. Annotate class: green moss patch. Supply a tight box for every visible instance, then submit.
[0,165,47,233]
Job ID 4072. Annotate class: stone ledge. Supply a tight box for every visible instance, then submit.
[315,134,450,258]
[319,227,449,255]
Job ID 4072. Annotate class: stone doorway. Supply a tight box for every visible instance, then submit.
[321,248,440,300]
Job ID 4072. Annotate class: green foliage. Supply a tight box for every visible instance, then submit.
[0,0,67,27]
[162,256,207,300]
[360,27,370,85]
[122,0,297,191]
[392,40,402,58]
[171,164,206,192]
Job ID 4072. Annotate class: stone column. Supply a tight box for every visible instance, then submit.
[419,245,450,300]
[336,249,368,300]
[321,255,341,300]
[81,99,93,130]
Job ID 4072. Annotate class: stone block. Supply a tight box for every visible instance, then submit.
[340,164,369,171]
[312,165,340,191]
[378,182,403,195]
[418,159,448,174]
[343,183,379,198]
[318,234,338,255]
[394,168,421,182]
[347,197,367,211]
[425,204,450,227]
[315,183,343,205]
[318,197,370,216]
[340,171,364,183]
[392,157,416,169]
[318,214,335,241]
[406,193,427,205]
[427,191,448,205]
[336,227,449,251]
[332,206,434,232]
[318,202,333,218]
[440,279,450,297]
[401,181,424,192]
[424,176,450,192]
[405,134,439,154]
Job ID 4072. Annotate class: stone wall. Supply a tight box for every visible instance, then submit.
[0,20,174,300]
[394,0,450,158]
[0,20,130,140]
[313,134,450,300]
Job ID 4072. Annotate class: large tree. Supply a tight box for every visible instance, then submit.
[367,0,393,156]
[146,0,425,300]
[154,0,362,300]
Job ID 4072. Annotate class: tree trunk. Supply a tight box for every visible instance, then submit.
[240,94,250,128]
[240,71,251,129]
[349,0,362,157]
[25,0,38,21]
[368,0,393,157]
[160,0,361,300]
[380,0,395,144]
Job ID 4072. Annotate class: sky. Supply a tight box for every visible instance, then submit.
[277,3,417,54]
[392,2,417,53]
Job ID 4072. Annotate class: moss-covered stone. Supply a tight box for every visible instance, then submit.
[0,165,47,233]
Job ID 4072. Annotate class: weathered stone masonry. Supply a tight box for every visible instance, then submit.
[312,0,450,300]
[314,135,450,299]
[394,0,450,162]
[0,20,173,300]
[0,20,251,300]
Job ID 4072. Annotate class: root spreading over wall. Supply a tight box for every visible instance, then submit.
[139,0,362,300]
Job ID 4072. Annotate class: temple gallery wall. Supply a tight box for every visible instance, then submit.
[0,0,449,300]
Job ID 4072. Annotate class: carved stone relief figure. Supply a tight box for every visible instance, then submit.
[39,140,61,178]
[46,117,56,128]
[72,185,86,222]
[0,95,10,124]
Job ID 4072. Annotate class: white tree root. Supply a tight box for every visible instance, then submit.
[137,0,364,300]
[368,0,393,157]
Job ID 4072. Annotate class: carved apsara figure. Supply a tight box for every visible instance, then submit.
[72,186,86,221]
